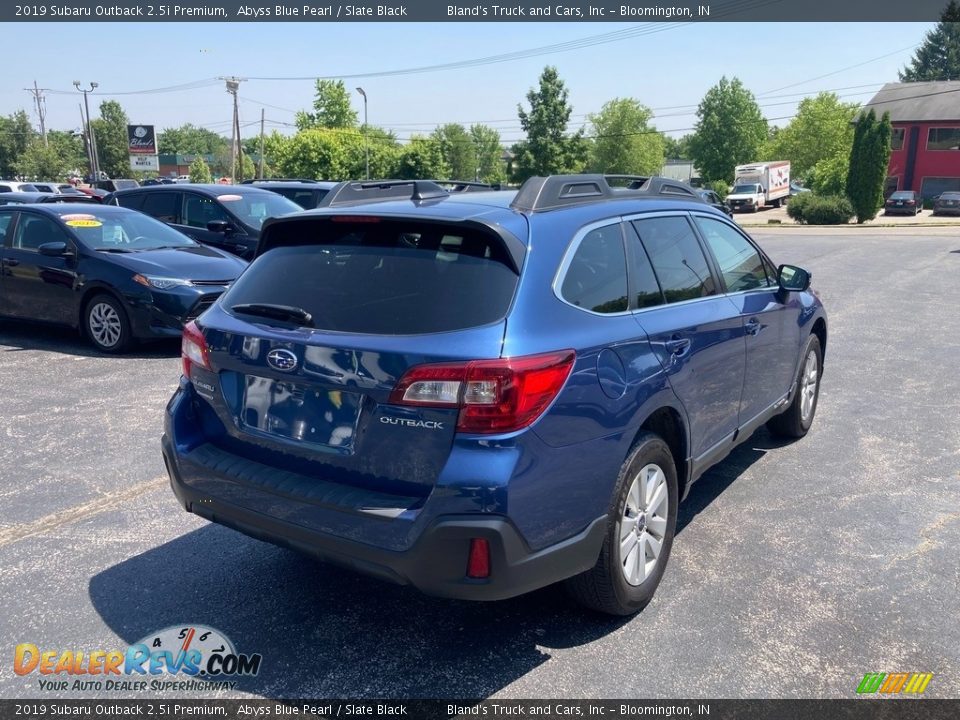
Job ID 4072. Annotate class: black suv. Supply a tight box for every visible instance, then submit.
[108,184,302,259]
[241,179,337,210]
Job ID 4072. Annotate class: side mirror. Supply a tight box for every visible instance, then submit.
[38,241,72,257]
[778,264,811,292]
[207,220,234,234]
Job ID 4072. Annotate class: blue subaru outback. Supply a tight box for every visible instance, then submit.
[162,175,826,615]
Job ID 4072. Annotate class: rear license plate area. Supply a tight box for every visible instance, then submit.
[240,375,361,451]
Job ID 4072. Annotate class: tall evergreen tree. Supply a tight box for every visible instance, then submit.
[511,66,586,182]
[846,110,892,223]
[900,1,960,81]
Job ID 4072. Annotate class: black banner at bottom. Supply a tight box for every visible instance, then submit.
[1,700,959,720]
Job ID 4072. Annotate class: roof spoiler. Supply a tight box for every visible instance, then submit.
[510,174,698,212]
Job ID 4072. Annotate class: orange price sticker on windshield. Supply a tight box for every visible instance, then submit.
[65,219,103,228]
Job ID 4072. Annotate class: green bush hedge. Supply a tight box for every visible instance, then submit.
[787,193,853,225]
[705,180,729,199]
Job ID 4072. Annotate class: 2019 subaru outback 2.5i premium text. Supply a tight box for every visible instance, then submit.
[161,176,827,615]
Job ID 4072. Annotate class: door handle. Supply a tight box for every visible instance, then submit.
[2,258,19,267]
[665,337,691,356]
[745,318,761,336]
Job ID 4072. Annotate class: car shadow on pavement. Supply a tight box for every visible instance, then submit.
[88,524,631,698]
[677,427,792,534]
[87,431,784,698]
[0,319,180,359]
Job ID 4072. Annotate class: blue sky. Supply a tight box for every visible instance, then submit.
[0,22,931,143]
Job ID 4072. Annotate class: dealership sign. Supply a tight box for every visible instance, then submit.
[127,124,156,154]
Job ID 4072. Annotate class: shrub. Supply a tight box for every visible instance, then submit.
[786,191,812,222]
[706,179,729,199]
[787,193,853,225]
[188,155,213,184]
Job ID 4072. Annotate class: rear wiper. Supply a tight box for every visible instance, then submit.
[230,303,314,327]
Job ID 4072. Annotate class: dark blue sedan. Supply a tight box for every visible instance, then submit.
[0,203,247,352]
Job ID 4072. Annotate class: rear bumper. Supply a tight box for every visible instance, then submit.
[161,411,607,602]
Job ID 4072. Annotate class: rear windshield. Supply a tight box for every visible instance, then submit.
[221,219,519,334]
[890,192,914,199]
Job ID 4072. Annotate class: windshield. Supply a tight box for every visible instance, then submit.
[216,192,301,229]
[732,184,759,194]
[62,211,197,250]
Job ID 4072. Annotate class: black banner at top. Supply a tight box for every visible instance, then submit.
[2,0,954,22]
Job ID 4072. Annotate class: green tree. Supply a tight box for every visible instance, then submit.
[808,153,849,196]
[0,110,36,178]
[663,134,693,160]
[689,77,768,183]
[296,80,359,130]
[15,131,85,180]
[846,110,892,223]
[512,66,587,182]
[90,100,131,179]
[394,136,449,180]
[158,124,229,156]
[188,155,213,183]
[762,93,859,180]
[587,98,665,175]
[900,1,960,81]
[470,124,507,184]
[431,123,475,180]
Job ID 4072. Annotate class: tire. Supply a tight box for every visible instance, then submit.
[565,433,678,615]
[84,293,133,353]
[767,334,822,439]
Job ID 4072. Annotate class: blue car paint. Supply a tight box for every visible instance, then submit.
[162,191,827,599]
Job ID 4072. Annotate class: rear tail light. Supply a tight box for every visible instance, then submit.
[466,538,491,579]
[181,320,210,378]
[389,350,575,434]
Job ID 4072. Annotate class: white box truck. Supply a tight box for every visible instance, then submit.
[726,161,791,212]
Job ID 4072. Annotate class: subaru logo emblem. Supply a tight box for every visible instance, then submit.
[266,348,298,373]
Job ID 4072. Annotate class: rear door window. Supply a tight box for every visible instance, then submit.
[114,192,145,211]
[140,192,181,223]
[632,215,716,303]
[222,219,520,334]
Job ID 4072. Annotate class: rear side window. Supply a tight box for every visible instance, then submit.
[114,192,145,211]
[222,219,519,334]
[694,216,770,292]
[632,216,716,303]
[560,224,628,314]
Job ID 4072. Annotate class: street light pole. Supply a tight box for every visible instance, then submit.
[74,81,100,182]
[356,87,369,180]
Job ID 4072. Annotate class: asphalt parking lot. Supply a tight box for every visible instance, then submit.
[1,227,958,700]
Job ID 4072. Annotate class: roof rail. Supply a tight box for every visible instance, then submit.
[316,179,449,207]
[510,174,699,212]
[432,180,504,192]
[241,178,320,184]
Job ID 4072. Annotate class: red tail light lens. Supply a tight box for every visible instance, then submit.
[466,538,491,579]
[389,350,575,434]
[181,321,210,378]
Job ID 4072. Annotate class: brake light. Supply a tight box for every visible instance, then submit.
[389,350,575,434]
[181,321,210,378]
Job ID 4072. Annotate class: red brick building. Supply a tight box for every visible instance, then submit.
[865,81,960,199]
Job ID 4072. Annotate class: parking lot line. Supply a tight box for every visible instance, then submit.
[0,476,166,549]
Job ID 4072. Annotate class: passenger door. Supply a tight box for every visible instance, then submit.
[692,214,800,424]
[627,214,746,460]
[0,211,79,324]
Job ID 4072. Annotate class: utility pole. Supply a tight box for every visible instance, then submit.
[79,104,92,178]
[356,87,369,180]
[25,81,47,146]
[219,76,245,183]
[258,108,265,180]
[74,82,100,182]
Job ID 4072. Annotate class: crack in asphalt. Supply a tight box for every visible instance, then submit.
[0,476,167,549]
